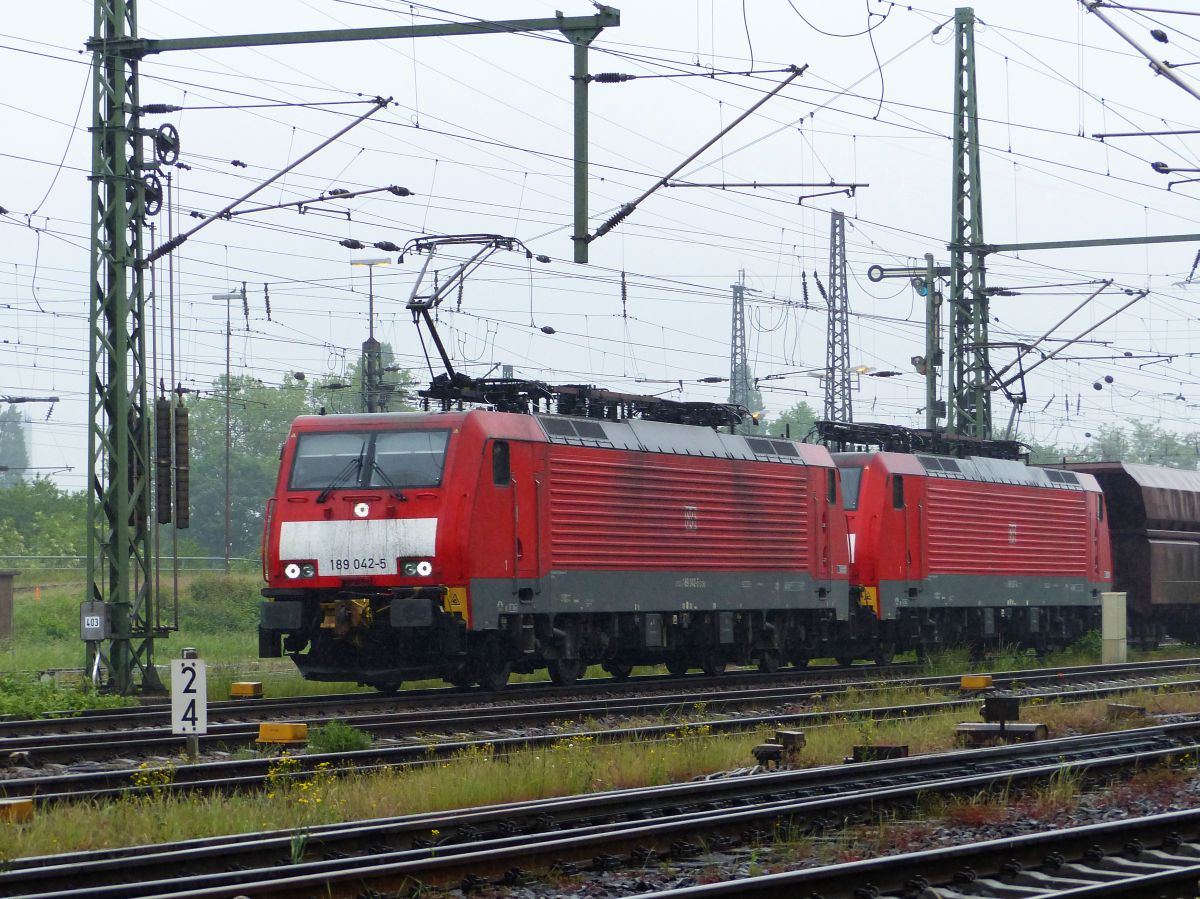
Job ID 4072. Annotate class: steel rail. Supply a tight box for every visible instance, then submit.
[641,805,1200,897]
[6,726,1197,898]
[4,671,1200,804]
[6,656,1198,739]
[1,723,1193,898]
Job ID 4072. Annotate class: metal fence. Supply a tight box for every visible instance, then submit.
[0,556,258,572]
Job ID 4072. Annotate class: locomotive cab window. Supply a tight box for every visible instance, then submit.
[290,429,449,491]
[372,431,449,488]
[892,475,905,509]
[492,441,511,486]
[838,466,863,511]
[827,468,837,504]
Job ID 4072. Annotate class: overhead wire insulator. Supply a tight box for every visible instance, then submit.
[591,72,635,83]
[620,270,628,318]
[812,270,830,304]
[593,204,635,240]
[263,283,271,321]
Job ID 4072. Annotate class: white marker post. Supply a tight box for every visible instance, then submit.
[171,648,207,761]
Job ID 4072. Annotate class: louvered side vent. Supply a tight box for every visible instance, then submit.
[546,446,813,571]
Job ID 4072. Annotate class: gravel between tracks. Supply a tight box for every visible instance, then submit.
[450,749,1200,898]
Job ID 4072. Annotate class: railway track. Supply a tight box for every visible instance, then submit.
[644,807,1200,897]
[4,661,1200,804]
[2,721,1196,898]
[8,657,1200,738]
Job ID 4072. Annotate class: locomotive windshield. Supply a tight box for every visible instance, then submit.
[290,430,450,491]
[837,465,863,511]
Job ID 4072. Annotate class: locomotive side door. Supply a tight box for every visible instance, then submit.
[510,442,542,592]
[493,440,541,600]
[891,474,915,606]
[484,439,518,594]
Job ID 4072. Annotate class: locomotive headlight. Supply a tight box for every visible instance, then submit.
[402,559,434,577]
[416,560,433,577]
[283,562,317,579]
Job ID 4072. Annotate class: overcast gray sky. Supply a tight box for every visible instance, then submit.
[4,0,1200,485]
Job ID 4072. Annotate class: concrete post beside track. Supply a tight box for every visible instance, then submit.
[0,571,18,642]
[1102,592,1127,664]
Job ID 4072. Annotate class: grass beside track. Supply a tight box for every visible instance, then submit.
[4,685,1200,861]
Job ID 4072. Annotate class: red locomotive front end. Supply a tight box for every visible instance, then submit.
[259,409,547,690]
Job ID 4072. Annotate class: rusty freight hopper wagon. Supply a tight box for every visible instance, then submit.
[836,452,1111,659]
[259,410,851,690]
[1063,462,1200,646]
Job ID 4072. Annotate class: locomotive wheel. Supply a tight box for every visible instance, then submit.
[835,655,857,668]
[757,650,782,674]
[369,681,402,695]
[790,653,810,669]
[603,661,633,681]
[548,657,586,686]
[873,644,895,666]
[447,668,474,689]
[477,659,511,691]
[701,655,726,676]
[666,658,690,676]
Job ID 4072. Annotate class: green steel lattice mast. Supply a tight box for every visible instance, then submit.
[88,2,619,692]
[947,7,991,440]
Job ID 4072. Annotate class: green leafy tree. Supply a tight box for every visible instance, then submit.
[181,375,313,560]
[1020,436,1071,465]
[0,406,29,487]
[764,401,818,441]
[0,479,87,557]
[311,342,417,415]
[728,362,765,436]
[181,352,419,560]
[1078,420,1198,469]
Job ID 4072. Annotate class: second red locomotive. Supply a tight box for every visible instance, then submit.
[837,451,1110,661]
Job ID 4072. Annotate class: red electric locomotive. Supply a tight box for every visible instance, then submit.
[259,409,852,690]
[836,451,1111,660]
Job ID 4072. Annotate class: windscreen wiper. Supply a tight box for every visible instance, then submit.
[316,447,365,504]
[369,460,409,503]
